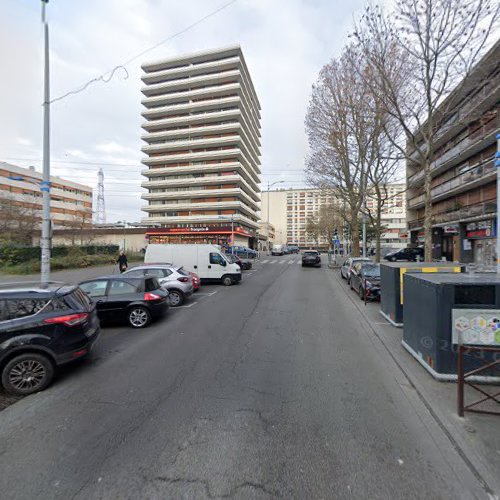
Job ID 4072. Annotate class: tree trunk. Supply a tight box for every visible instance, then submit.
[423,161,433,261]
[375,211,382,263]
[350,209,360,256]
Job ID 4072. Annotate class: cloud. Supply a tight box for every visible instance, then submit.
[1,0,370,222]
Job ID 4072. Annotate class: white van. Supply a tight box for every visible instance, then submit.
[144,244,241,286]
[271,244,284,256]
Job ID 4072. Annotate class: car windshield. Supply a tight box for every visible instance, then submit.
[304,251,317,256]
[363,264,380,278]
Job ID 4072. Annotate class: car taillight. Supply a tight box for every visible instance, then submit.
[177,277,189,283]
[144,292,161,301]
[44,313,88,327]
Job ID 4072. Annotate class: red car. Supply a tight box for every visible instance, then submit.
[189,271,201,291]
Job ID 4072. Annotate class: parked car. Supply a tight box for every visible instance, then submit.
[287,245,300,254]
[0,282,100,396]
[231,246,257,259]
[350,262,381,301]
[79,275,168,327]
[340,257,372,282]
[225,253,252,270]
[384,247,424,262]
[271,244,285,256]
[189,271,201,291]
[302,250,321,267]
[123,264,193,306]
[145,244,241,286]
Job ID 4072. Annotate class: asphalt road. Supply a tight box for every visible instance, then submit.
[0,256,489,499]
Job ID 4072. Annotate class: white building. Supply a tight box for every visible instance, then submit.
[140,45,261,248]
[0,162,93,228]
[365,183,407,249]
[261,188,340,248]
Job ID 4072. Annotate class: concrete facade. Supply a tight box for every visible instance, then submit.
[407,41,499,265]
[140,45,261,249]
[0,162,93,228]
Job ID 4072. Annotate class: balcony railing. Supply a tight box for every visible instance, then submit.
[408,160,495,209]
[407,116,498,186]
[407,201,496,230]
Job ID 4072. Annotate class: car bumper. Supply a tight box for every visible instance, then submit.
[365,288,381,300]
[149,300,169,319]
[54,328,100,366]
[231,273,242,283]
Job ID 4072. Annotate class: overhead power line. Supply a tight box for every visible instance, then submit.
[50,0,239,104]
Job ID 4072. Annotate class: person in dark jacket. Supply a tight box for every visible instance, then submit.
[117,250,128,273]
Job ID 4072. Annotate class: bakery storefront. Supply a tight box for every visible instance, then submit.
[146,225,255,250]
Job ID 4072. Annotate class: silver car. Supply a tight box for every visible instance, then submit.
[340,257,373,283]
[124,265,194,307]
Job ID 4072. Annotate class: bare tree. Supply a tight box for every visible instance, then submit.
[305,46,380,257]
[0,193,40,245]
[306,202,344,249]
[353,0,499,260]
[65,209,94,245]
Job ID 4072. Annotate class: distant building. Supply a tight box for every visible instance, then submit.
[261,188,340,248]
[365,183,407,250]
[140,45,261,249]
[406,41,499,265]
[0,162,93,228]
[258,221,275,251]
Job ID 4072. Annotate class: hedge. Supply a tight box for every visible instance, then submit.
[0,244,119,266]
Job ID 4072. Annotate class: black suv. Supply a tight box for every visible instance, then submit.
[302,250,321,267]
[384,247,424,262]
[0,283,100,396]
[79,275,168,328]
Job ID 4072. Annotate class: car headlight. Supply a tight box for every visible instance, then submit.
[365,281,374,288]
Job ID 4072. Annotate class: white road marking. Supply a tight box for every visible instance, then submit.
[261,259,269,263]
[270,260,277,264]
[288,260,295,264]
[195,291,218,296]
[279,260,287,264]
[175,302,198,308]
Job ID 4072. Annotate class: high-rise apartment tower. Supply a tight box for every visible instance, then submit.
[140,46,261,248]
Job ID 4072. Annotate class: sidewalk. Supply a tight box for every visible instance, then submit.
[0,261,142,284]
[329,269,500,497]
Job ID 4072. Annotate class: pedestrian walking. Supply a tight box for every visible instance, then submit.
[117,250,128,273]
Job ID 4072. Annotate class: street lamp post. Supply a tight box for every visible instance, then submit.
[267,181,284,254]
[231,214,234,254]
[40,0,51,284]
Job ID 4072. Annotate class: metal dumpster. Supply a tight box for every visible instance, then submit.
[380,262,465,327]
[402,273,500,380]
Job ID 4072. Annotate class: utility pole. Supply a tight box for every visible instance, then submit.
[495,133,500,273]
[40,0,51,284]
[96,168,106,224]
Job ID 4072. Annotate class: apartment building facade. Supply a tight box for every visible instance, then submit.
[0,162,93,228]
[407,41,499,265]
[140,46,261,249]
[365,183,407,249]
[261,188,340,248]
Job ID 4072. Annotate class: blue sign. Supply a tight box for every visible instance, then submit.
[332,239,340,245]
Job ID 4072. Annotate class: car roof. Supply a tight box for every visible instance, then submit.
[79,275,147,283]
[0,282,77,298]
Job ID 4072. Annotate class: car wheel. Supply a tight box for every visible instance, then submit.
[168,289,184,307]
[359,287,365,300]
[128,306,151,328]
[2,353,54,396]
[222,275,233,286]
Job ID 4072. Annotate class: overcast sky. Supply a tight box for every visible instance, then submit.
[1,0,370,222]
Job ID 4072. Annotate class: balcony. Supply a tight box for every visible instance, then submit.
[140,212,260,229]
[408,120,498,187]
[141,187,259,210]
[141,175,260,202]
[407,201,496,230]
[407,160,495,209]
[141,149,261,182]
